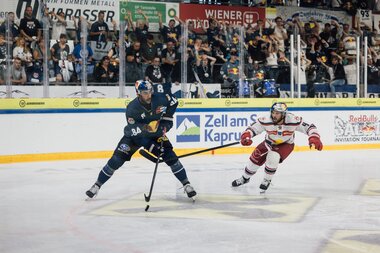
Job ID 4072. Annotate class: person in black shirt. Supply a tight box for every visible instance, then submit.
[85,80,197,200]
[158,12,183,43]
[133,9,149,44]
[19,6,41,44]
[126,41,143,83]
[195,52,216,84]
[145,56,165,84]
[93,56,117,84]
[329,55,346,97]
[0,12,19,43]
[90,11,109,42]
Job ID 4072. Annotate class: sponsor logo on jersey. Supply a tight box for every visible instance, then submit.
[127,118,135,124]
[117,144,131,154]
[176,115,200,142]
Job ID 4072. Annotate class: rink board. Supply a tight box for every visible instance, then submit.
[0,98,379,163]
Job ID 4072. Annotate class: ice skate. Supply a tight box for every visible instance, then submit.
[232,176,250,187]
[259,178,271,193]
[184,184,197,200]
[86,184,100,199]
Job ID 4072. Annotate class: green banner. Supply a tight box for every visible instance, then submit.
[119,1,168,23]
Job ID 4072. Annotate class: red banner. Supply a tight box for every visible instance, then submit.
[179,4,265,30]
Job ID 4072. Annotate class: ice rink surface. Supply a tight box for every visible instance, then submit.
[1,149,380,253]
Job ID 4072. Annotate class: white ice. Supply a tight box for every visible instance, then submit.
[1,150,380,253]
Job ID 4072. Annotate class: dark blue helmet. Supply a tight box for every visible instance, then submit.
[135,80,153,95]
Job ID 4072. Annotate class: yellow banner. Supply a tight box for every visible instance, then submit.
[0,98,379,110]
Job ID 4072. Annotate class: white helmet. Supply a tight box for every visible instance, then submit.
[270,102,288,119]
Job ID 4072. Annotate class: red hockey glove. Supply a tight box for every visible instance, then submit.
[240,130,253,146]
[309,136,323,151]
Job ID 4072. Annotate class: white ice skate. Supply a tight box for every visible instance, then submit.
[232,176,250,187]
[184,184,197,201]
[86,184,100,199]
[259,179,271,193]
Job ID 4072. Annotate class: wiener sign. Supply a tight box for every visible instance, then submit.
[179,3,265,30]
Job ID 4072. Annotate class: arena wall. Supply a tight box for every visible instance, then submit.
[1,98,379,163]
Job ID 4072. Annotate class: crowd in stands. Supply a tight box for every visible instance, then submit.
[0,2,380,98]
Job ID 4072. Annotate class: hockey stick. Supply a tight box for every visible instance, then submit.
[144,137,165,212]
[139,141,240,164]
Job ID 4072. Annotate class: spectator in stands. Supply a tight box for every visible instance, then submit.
[141,34,158,75]
[132,9,149,44]
[58,53,75,83]
[158,13,183,43]
[367,57,380,85]
[90,11,109,42]
[19,6,41,45]
[108,39,120,67]
[0,65,4,85]
[73,36,94,80]
[220,50,240,97]
[126,41,143,83]
[272,16,288,52]
[207,17,221,45]
[145,56,164,83]
[211,40,227,83]
[187,19,205,45]
[329,55,346,97]
[265,38,279,81]
[73,16,91,43]
[276,50,290,84]
[0,34,6,63]
[0,12,19,42]
[319,22,338,49]
[248,36,266,63]
[195,51,216,84]
[13,36,33,81]
[49,10,67,41]
[161,39,179,83]
[51,33,70,77]
[9,57,27,85]
[93,55,117,84]
[32,38,52,82]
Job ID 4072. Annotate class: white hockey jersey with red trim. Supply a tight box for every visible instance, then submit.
[247,113,320,145]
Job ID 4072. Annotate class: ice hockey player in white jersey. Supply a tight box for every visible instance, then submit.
[232,102,323,192]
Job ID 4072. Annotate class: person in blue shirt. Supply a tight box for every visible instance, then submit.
[86,80,197,199]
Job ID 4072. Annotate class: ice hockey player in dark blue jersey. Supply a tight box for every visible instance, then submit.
[86,80,197,199]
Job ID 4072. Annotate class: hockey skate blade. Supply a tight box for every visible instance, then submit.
[259,190,267,194]
[145,205,150,212]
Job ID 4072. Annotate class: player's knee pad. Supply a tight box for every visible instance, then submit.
[107,153,126,171]
[162,150,178,167]
[265,151,280,169]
